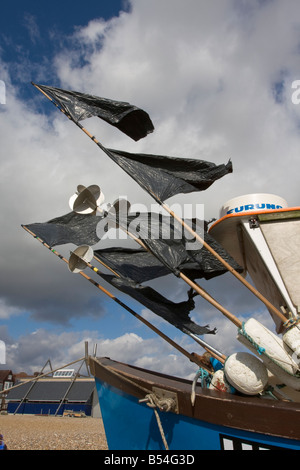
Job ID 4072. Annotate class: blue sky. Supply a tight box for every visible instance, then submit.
[0,1,128,106]
[0,1,127,65]
[1,0,300,377]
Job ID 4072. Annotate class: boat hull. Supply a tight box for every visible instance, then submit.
[89,357,300,450]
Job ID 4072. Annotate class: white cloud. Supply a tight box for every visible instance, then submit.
[3,329,81,373]
[23,13,41,44]
[51,0,300,212]
[1,328,199,378]
[0,299,22,320]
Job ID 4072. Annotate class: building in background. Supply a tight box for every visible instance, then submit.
[5,368,100,417]
[0,370,14,412]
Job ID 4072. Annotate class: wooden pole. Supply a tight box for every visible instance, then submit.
[22,225,213,372]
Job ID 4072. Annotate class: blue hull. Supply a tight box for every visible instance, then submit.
[91,358,300,451]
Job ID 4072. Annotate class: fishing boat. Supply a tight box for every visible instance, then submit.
[88,356,300,450]
[23,83,300,451]
[87,194,300,451]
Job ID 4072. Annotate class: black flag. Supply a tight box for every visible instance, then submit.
[110,211,243,279]
[99,273,215,336]
[103,148,232,202]
[23,212,101,247]
[33,83,154,141]
[94,247,171,283]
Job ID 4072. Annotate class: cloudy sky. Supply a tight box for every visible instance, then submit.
[1,0,300,378]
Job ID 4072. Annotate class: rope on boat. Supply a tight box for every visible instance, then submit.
[239,322,266,356]
[140,393,177,450]
[141,393,176,413]
[99,361,173,450]
[191,368,211,406]
[283,317,300,332]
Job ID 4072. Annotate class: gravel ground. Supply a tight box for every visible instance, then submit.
[0,414,108,450]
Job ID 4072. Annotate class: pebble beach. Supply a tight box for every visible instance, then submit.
[0,414,108,450]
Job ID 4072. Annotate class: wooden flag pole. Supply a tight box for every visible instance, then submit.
[32,83,285,326]
[179,272,242,328]
[22,225,214,372]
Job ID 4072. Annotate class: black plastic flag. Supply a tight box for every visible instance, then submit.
[94,247,170,283]
[104,148,232,202]
[33,83,154,141]
[24,212,101,247]
[99,273,215,336]
[112,211,243,279]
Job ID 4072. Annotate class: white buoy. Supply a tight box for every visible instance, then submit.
[69,184,105,214]
[224,352,268,395]
[209,370,233,393]
[237,318,300,390]
[283,324,300,358]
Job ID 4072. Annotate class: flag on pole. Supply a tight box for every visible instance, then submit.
[99,272,215,336]
[94,247,170,283]
[33,83,154,141]
[113,211,243,279]
[104,148,232,202]
[24,211,101,247]
[32,84,231,201]
[24,216,216,335]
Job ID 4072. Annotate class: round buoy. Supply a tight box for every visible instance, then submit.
[224,352,268,395]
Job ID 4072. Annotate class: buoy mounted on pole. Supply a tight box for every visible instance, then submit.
[69,185,105,214]
[69,245,94,273]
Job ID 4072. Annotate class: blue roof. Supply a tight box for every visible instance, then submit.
[7,379,95,403]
